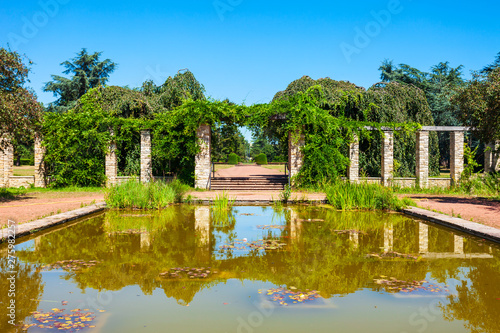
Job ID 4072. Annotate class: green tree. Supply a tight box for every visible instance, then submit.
[481,52,500,75]
[0,47,43,144]
[141,69,205,111]
[43,48,116,112]
[453,68,500,143]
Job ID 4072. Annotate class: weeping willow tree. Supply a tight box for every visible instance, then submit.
[272,76,440,178]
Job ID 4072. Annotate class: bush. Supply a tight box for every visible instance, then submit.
[325,181,412,211]
[228,153,239,165]
[105,179,189,209]
[254,153,268,165]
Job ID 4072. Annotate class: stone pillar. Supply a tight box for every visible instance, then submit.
[195,206,210,246]
[289,208,302,243]
[450,131,464,186]
[484,141,500,173]
[34,133,46,188]
[418,222,429,254]
[348,134,359,183]
[105,130,117,188]
[140,130,152,183]
[288,129,305,181]
[195,124,211,189]
[1,135,13,188]
[416,131,429,188]
[381,131,394,187]
[349,231,359,249]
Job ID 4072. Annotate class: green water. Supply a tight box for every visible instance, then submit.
[1,205,500,333]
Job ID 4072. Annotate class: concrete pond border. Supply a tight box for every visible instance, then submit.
[2,201,500,245]
[0,202,107,243]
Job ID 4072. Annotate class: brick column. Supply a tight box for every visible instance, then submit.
[484,141,500,173]
[381,131,394,187]
[450,131,464,186]
[348,133,359,183]
[34,133,46,188]
[415,131,429,188]
[140,130,152,183]
[195,124,211,189]
[105,130,117,188]
[288,129,305,181]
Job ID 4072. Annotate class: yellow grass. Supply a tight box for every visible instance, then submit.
[13,166,35,176]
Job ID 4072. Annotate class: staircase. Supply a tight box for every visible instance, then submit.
[210,175,288,191]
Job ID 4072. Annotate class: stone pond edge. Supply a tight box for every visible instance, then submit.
[403,206,500,244]
[0,202,107,243]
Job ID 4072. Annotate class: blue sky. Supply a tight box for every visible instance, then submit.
[1,0,499,140]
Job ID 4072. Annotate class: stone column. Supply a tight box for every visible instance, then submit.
[1,135,13,188]
[140,130,152,183]
[195,124,211,189]
[105,130,117,188]
[484,141,500,173]
[34,133,46,188]
[348,133,359,183]
[450,131,464,186]
[288,129,305,181]
[381,131,394,187]
[416,131,429,188]
[289,208,302,243]
[195,206,211,261]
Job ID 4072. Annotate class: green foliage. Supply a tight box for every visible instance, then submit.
[453,68,500,143]
[0,47,43,144]
[325,181,412,211]
[44,48,116,112]
[254,153,268,165]
[105,179,187,209]
[42,91,109,187]
[227,153,239,165]
[279,184,292,203]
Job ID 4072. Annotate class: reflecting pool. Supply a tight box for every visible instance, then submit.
[1,205,500,332]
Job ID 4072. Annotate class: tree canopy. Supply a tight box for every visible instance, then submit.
[0,47,43,144]
[43,48,116,112]
[453,68,500,143]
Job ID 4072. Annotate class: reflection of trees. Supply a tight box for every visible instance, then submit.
[12,205,500,312]
[442,258,500,333]
[0,258,44,333]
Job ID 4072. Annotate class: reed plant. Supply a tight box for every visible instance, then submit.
[325,181,413,211]
[105,179,189,209]
[211,191,236,228]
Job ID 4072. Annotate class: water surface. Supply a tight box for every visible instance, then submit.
[1,205,499,333]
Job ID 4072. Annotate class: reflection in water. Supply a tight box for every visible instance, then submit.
[1,205,499,332]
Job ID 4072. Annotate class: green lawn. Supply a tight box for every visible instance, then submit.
[13,166,35,176]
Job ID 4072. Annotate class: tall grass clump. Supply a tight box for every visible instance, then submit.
[211,191,236,228]
[106,179,188,209]
[325,181,413,211]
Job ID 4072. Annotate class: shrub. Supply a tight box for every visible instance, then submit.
[254,153,268,165]
[228,153,239,165]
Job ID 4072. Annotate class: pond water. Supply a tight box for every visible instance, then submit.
[1,205,500,333]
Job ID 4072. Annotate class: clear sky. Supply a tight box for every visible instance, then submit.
[1,0,499,111]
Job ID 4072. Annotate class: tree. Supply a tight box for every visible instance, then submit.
[481,52,500,75]
[453,68,500,143]
[0,47,43,144]
[141,69,205,112]
[44,48,116,112]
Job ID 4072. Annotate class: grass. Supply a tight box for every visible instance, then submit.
[392,173,500,199]
[325,181,414,211]
[261,165,286,173]
[212,191,236,228]
[13,166,35,176]
[0,187,27,199]
[105,179,189,209]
